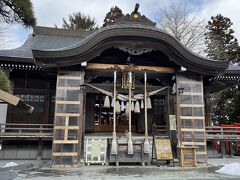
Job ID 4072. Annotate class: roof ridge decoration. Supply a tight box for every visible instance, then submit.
[115,3,156,27]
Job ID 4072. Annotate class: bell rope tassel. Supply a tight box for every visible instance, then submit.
[111,132,118,154]
[144,138,150,154]
[115,100,121,113]
[127,132,134,154]
[147,97,152,109]
[134,101,140,113]
[103,96,110,108]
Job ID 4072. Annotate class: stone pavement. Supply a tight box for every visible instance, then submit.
[0,158,240,180]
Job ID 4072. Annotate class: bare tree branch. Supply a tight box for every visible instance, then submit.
[158,1,206,55]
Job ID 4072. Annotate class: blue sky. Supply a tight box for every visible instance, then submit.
[1,0,240,49]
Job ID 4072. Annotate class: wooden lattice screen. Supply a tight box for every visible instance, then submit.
[52,71,84,167]
[176,73,207,167]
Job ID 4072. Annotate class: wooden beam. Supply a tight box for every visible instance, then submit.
[86,63,175,73]
[0,89,19,106]
[52,152,78,156]
[0,89,34,113]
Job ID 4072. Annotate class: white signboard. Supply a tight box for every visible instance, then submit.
[169,115,176,130]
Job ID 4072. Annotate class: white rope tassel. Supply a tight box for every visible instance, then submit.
[128,132,134,154]
[111,132,117,154]
[103,96,110,108]
[144,138,150,154]
[144,72,150,154]
[120,101,125,111]
[134,101,140,113]
[128,71,133,155]
[111,98,114,107]
[111,71,117,155]
[147,97,152,109]
[141,99,144,109]
[125,102,130,114]
[131,101,134,111]
[115,100,121,113]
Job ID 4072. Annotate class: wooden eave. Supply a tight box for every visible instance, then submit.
[32,24,229,75]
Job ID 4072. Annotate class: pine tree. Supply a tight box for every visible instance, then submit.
[103,6,124,27]
[0,70,11,93]
[61,12,98,31]
[205,14,239,62]
[230,92,240,123]
[0,0,36,28]
[205,15,240,124]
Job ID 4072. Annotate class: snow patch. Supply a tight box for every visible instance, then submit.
[216,163,240,176]
[3,162,18,168]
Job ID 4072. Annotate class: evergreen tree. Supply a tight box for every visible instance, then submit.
[0,70,11,93]
[61,12,98,31]
[205,14,239,62]
[103,6,124,27]
[0,0,36,28]
[230,91,240,123]
[205,14,240,124]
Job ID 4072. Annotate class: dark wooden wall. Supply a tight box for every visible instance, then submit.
[7,70,56,124]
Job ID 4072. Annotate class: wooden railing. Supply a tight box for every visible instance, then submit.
[206,126,240,141]
[0,123,53,138]
[0,124,239,140]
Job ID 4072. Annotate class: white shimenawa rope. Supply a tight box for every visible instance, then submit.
[85,83,168,101]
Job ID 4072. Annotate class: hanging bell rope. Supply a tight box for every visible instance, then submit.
[128,71,134,155]
[144,72,150,154]
[111,71,117,155]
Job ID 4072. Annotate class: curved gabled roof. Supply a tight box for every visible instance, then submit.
[0,26,91,64]
[32,24,229,75]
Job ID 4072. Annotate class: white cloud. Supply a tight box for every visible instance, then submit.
[200,0,240,40]
[31,0,168,27]
[2,0,240,49]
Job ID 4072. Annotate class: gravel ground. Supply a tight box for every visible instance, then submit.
[0,158,239,180]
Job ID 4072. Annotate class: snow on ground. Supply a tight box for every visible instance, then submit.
[3,162,18,168]
[216,163,240,176]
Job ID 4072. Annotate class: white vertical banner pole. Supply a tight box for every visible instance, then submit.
[144,72,150,153]
[111,71,117,154]
[128,71,133,154]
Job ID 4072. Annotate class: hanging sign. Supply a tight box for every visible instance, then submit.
[169,115,176,130]
[155,138,173,160]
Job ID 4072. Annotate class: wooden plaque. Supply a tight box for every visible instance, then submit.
[155,138,173,160]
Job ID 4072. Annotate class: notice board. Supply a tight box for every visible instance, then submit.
[154,138,173,160]
[85,138,107,165]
